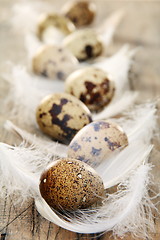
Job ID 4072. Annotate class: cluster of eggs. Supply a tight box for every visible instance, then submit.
[37,92,128,211]
[35,1,128,211]
[32,0,103,80]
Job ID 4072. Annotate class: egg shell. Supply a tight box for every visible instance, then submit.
[63,29,103,61]
[68,120,128,167]
[32,45,78,80]
[36,93,92,144]
[37,13,75,41]
[65,67,115,111]
[39,158,104,211]
[62,1,96,27]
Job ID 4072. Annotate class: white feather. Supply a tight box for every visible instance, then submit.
[95,102,157,186]
[5,120,68,158]
[25,33,43,62]
[11,1,53,35]
[93,45,138,119]
[34,163,155,237]
[2,64,64,129]
[97,8,125,48]
[112,102,157,143]
[94,45,138,92]
[93,91,138,120]
[0,142,39,200]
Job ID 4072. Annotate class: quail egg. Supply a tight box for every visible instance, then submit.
[37,13,75,43]
[68,120,128,167]
[65,67,115,111]
[63,29,103,61]
[39,158,104,211]
[36,93,92,144]
[62,1,96,27]
[32,45,78,80]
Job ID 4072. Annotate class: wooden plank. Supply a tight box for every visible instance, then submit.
[0,1,160,239]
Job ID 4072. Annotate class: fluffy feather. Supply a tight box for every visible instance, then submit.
[95,102,157,186]
[97,8,125,50]
[93,91,137,120]
[11,1,53,35]
[94,45,138,93]
[93,45,138,120]
[0,142,39,200]
[35,163,155,237]
[5,120,68,158]
[2,64,64,129]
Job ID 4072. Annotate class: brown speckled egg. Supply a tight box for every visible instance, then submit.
[68,120,128,167]
[36,93,92,144]
[39,158,104,211]
[63,29,103,61]
[32,45,78,80]
[37,13,75,43]
[65,67,115,111]
[62,1,96,27]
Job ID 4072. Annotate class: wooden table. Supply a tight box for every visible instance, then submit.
[0,1,160,239]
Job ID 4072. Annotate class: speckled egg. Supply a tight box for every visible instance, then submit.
[68,120,128,167]
[36,93,92,144]
[63,29,103,61]
[62,1,96,27]
[65,67,115,111]
[39,158,104,211]
[37,13,75,43]
[32,45,78,80]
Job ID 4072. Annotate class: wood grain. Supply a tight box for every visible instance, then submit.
[0,0,160,239]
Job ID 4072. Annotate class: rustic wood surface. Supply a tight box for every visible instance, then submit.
[0,0,160,239]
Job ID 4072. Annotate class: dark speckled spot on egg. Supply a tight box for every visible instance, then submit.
[70,141,81,151]
[92,122,101,132]
[85,45,93,58]
[48,99,77,144]
[91,147,102,156]
[41,69,48,77]
[81,136,91,142]
[57,71,64,80]
[80,79,111,109]
[39,112,47,118]
[104,137,121,151]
